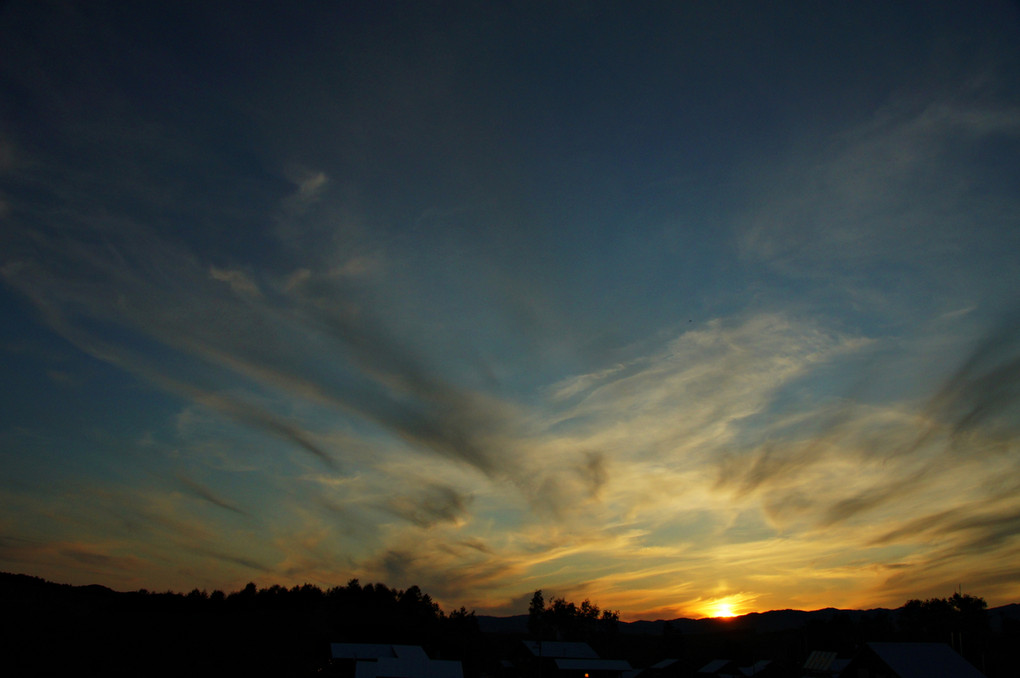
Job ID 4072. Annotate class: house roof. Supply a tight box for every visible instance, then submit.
[355,657,463,678]
[331,644,429,661]
[522,641,601,659]
[803,651,838,672]
[698,659,734,674]
[740,660,771,676]
[866,642,985,678]
[330,643,462,678]
[650,659,680,670]
[553,658,633,672]
[830,659,851,675]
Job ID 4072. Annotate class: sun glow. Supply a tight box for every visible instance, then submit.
[700,593,754,619]
[714,603,736,618]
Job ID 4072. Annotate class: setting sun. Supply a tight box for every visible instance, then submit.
[700,594,753,619]
[714,604,736,618]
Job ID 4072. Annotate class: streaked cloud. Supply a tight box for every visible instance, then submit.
[383,483,473,528]
[209,266,261,297]
[1,1,1018,619]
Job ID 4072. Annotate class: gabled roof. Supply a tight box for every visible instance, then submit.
[830,659,850,675]
[803,651,838,672]
[355,657,462,678]
[698,659,735,674]
[740,660,771,676]
[522,641,601,659]
[331,644,429,661]
[650,659,680,670]
[330,643,462,678]
[866,642,985,678]
[554,658,633,672]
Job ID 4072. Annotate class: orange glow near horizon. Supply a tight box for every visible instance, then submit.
[714,603,736,618]
[698,594,753,619]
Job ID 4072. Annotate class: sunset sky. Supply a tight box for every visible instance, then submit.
[2,1,1019,621]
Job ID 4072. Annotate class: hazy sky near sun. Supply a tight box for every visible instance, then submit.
[2,1,1019,620]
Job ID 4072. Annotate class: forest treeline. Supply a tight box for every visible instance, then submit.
[2,572,1018,678]
[1,573,481,678]
[0,573,628,677]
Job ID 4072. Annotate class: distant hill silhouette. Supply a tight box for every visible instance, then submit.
[477,608,894,635]
[481,603,1020,636]
[0,572,479,678]
[5,572,1020,678]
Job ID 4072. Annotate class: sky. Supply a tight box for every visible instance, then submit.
[1,1,1019,621]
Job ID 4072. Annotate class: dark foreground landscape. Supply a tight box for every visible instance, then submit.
[3,573,1018,678]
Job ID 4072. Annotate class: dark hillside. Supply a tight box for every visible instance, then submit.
[0,573,480,678]
[4,574,1018,678]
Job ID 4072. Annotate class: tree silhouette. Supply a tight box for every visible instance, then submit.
[526,589,619,643]
[528,589,546,636]
[899,592,988,663]
[0,572,492,677]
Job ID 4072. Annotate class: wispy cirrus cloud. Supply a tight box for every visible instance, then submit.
[0,203,521,478]
[3,0,1019,619]
[5,146,1018,616]
[737,85,1020,324]
[209,266,261,298]
[382,483,474,528]
[176,475,249,517]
